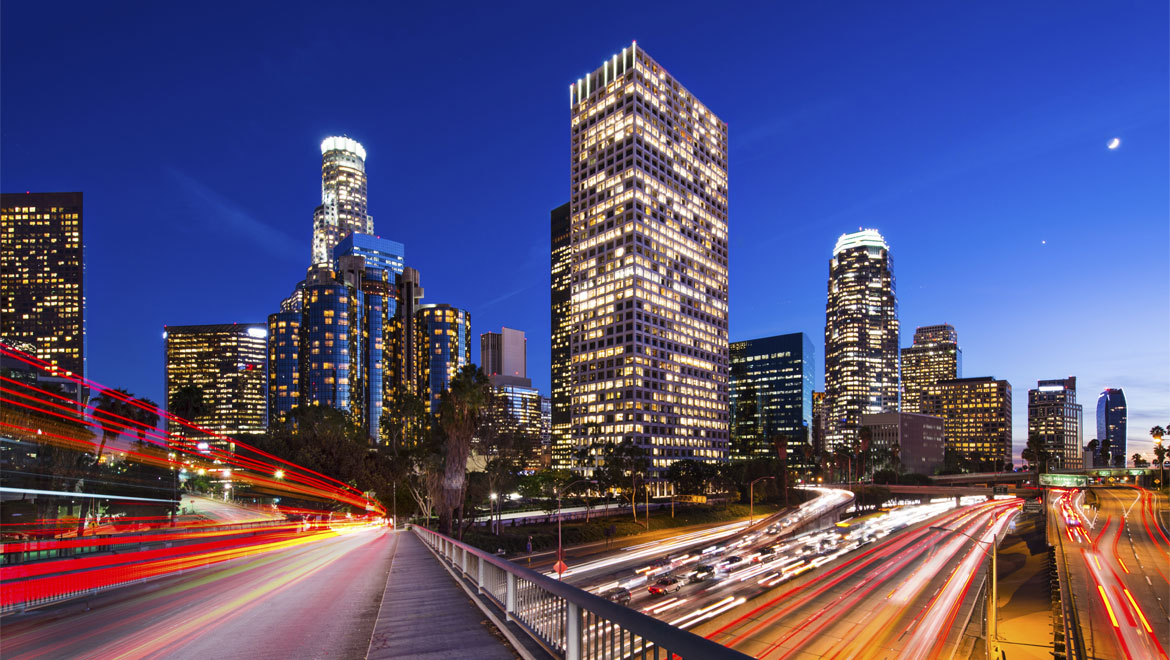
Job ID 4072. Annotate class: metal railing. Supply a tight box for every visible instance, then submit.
[413,525,751,660]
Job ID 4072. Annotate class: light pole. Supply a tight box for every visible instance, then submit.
[749,476,775,526]
[932,525,1000,660]
[555,479,596,579]
[489,493,498,535]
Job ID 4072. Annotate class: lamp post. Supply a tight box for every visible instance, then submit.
[749,476,775,527]
[932,525,1000,660]
[555,479,596,579]
[489,493,498,535]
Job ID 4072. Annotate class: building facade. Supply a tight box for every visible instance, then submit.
[729,333,815,463]
[1,192,85,377]
[568,43,730,488]
[312,137,373,266]
[824,229,900,452]
[164,323,267,439]
[550,202,573,468]
[266,311,301,423]
[901,324,961,414]
[1095,388,1127,467]
[860,412,945,475]
[482,327,527,383]
[811,391,826,457]
[1028,377,1083,470]
[921,377,1012,470]
[416,304,470,413]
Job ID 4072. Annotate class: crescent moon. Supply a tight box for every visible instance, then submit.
[1107,138,1121,150]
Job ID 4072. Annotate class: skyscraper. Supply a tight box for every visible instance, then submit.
[901,324,961,414]
[481,327,527,383]
[568,43,730,489]
[311,137,373,266]
[824,229,899,451]
[1,192,85,377]
[729,333,815,463]
[1096,388,1127,467]
[811,391,826,457]
[1028,377,1083,470]
[416,304,470,413]
[164,323,267,439]
[922,376,1012,470]
[550,202,572,468]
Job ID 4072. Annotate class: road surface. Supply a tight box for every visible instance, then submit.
[1,525,394,660]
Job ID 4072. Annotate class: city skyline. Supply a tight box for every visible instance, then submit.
[2,3,1166,460]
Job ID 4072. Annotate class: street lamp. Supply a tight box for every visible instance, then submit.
[749,476,775,526]
[555,479,596,579]
[932,525,1001,660]
[489,492,498,535]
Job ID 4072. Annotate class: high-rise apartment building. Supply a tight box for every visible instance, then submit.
[922,377,1012,470]
[824,229,899,452]
[312,137,373,266]
[481,327,527,383]
[1095,388,1127,467]
[550,202,573,468]
[1028,377,1083,470]
[568,43,730,488]
[901,324,961,414]
[729,333,815,463]
[164,323,267,439]
[389,267,425,398]
[416,304,470,413]
[1,192,85,377]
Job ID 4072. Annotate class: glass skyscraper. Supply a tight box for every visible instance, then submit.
[824,229,900,452]
[568,43,730,488]
[416,304,470,413]
[729,333,815,463]
[901,324,961,414]
[312,136,373,266]
[266,311,300,423]
[1,192,85,378]
[550,202,572,468]
[164,323,268,440]
[1095,388,1127,467]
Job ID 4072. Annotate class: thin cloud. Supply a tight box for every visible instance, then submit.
[169,169,302,260]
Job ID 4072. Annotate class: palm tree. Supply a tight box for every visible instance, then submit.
[1131,453,1144,468]
[1085,439,1099,467]
[78,388,138,535]
[169,384,208,427]
[1153,443,1167,490]
[1151,426,1166,443]
[133,397,161,447]
[437,365,492,537]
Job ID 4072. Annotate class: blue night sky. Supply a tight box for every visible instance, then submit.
[3,2,1166,461]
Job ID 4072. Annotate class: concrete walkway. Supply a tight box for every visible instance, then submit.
[367,531,519,660]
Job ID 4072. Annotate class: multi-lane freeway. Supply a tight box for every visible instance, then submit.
[1,524,393,660]
[1054,486,1169,660]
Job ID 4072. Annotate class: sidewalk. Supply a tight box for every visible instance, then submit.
[969,512,1053,660]
[367,531,520,660]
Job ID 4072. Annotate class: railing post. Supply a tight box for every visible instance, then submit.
[566,600,583,660]
[477,554,486,592]
[462,546,469,575]
[506,572,517,622]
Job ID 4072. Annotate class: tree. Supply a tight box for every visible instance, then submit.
[1085,439,1099,467]
[1131,453,1149,468]
[1021,434,1050,473]
[593,438,649,523]
[168,384,208,427]
[1152,442,1167,489]
[436,365,492,537]
[1150,426,1166,443]
[666,459,715,495]
[78,388,139,534]
[1099,437,1114,467]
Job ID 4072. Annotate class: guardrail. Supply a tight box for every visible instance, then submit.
[413,524,751,660]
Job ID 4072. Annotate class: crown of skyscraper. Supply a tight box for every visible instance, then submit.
[833,228,888,256]
[320,136,366,160]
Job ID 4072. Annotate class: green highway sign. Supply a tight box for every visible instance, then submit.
[1039,473,1087,487]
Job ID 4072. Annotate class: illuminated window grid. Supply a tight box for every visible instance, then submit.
[164,324,268,442]
[567,44,730,487]
[922,378,1012,467]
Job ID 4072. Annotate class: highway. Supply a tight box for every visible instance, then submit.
[0,525,393,660]
[1054,486,1169,660]
[700,497,1018,659]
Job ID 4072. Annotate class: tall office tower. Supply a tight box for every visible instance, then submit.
[1,192,85,377]
[416,304,470,413]
[334,233,405,281]
[1028,377,1083,470]
[540,396,552,468]
[811,391,826,457]
[266,311,301,424]
[550,202,573,468]
[568,43,730,489]
[1096,388,1127,467]
[164,323,267,440]
[729,333,815,463]
[824,229,900,452]
[922,377,1012,470]
[388,267,425,398]
[311,137,373,266]
[279,281,305,313]
[299,266,358,413]
[901,324,961,414]
[482,327,528,383]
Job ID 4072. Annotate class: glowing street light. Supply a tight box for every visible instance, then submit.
[274,469,285,480]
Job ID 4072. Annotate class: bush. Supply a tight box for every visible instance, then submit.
[899,473,932,486]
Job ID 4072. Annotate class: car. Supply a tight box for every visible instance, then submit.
[648,577,682,595]
[722,555,744,566]
[765,524,781,535]
[752,546,776,563]
[601,587,632,606]
[688,564,715,583]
